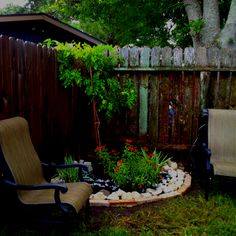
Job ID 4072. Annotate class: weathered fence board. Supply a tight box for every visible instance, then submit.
[118,46,236,70]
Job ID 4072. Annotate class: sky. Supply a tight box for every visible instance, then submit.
[0,0,27,8]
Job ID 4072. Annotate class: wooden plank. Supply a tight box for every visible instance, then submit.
[138,74,149,139]
[158,72,170,144]
[181,72,194,144]
[213,71,220,107]
[150,47,161,67]
[220,48,231,67]
[140,47,150,67]
[119,47,129,67]
[161,47,172,66]
[184,47,195,66]
[230,49,236,67]
[148,75,159,143]
[207,47,220,67]
[15,38,25,117]
[169,72,182,144]
[195,47,207,67]
[229,72,236,108]
[126,74,139,136]
[129,47,139,67]
[191,72,201,143]
[215,72,230,108]
[0,36,9,119]
[2,36,13,116]
[225,72,232,108]
[173,48,183,67]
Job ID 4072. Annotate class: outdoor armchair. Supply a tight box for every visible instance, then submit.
[193,109,236,200]
[0,116,93,223]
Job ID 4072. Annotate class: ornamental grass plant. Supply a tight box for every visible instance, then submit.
[95,142,171,191]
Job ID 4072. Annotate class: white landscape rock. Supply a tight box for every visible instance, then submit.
[116,189,126,197]
[121,192,133,200]
[141,192,152,198]
[131,191,142,199]
[168,161,178,170]
[150,188,163,195]
[90,191,107,200]
[107,192,120,200]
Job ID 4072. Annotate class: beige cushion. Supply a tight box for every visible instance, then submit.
[208,109,236,176]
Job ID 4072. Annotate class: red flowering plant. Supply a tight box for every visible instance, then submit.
[95,142,171,192]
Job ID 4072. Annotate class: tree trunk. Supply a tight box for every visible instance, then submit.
[219,0,236,48]
[183,0,203,48]
[202,0,220,47]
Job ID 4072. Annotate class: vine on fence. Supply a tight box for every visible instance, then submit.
[44,39,137,147]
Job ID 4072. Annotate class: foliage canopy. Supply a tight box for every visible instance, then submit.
[0,0,234,47]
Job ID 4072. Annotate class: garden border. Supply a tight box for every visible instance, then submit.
[89,173,191,207]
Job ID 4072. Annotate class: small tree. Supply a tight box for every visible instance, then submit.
[45,40,137,148]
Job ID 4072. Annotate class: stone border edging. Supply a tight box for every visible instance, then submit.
[89,173,191,207]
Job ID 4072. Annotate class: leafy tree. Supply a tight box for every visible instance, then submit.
[1,0,236,48]
[0,3,26,14]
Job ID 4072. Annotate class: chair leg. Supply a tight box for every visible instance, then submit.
[85,200,91,224]
[205,175,211,200]
[205,164,214,200]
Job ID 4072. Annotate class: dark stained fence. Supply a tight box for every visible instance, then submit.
[0,35,91,162]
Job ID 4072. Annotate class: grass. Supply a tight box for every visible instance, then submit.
[1,177,236,236]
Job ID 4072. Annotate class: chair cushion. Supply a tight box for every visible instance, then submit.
[211,160,236,177]
[19,182,93,213]
[208,109,236,177]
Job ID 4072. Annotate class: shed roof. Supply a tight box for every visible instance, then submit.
[0,13,104,45]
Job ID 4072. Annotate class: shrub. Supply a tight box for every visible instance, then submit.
[95,143,171,191]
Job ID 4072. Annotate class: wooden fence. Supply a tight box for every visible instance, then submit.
[101,46,236,150]
[1,36,236,161]
[0,35,91,162]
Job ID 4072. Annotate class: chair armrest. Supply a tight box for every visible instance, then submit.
[42,162,89,172]
[3,179,68,193]
[3,179,69,213]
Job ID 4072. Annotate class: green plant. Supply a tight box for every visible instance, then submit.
[95,143,171,191]
[189,18,204,35]
[53,154,79,182]
[44,39,137,119]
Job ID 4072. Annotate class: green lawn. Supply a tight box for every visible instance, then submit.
[1,177,236,236]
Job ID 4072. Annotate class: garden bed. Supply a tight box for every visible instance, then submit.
[89,161,192,207]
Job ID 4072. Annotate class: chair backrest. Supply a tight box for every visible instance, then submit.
[0,117,45,185]
[208,109,236,175]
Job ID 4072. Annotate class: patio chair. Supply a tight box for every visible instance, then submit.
[194,109,236,200]
[0,116,93,224]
